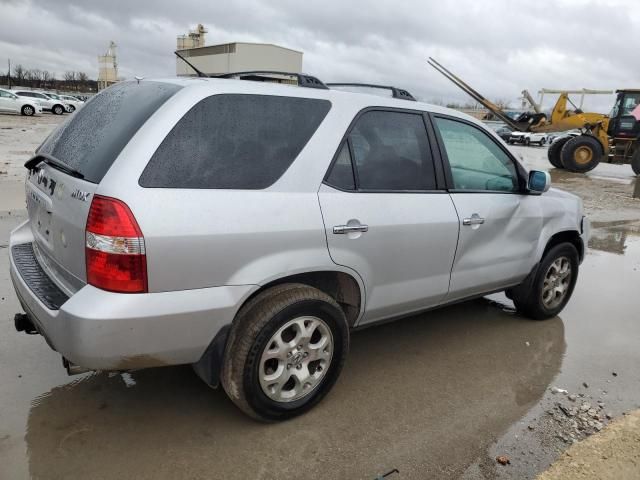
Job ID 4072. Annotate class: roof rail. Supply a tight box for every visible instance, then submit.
[213,71,329,90]
[326,83,416,101]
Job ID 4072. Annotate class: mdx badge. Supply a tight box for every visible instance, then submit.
[71,189,91,202]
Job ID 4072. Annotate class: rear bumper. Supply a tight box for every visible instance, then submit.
[9,221,255,371]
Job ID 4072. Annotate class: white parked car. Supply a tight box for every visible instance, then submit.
[14,90,66,115]
[508,131,548,146]
[59,94,84,112]
[0,88,42,116]
[549,131,580,144]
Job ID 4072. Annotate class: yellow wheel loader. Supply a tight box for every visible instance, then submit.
[428,58,640,174]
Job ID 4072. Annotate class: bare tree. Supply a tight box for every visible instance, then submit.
[13,64,25,85]
[26,69,42,88]
[77,71,89,92]
[493,98,512,110]
[42,70,54,89]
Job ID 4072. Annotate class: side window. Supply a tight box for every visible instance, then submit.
[325,143,355,190]
[325,110,436,191]
[434,117,519,192]
[140,95,331,189]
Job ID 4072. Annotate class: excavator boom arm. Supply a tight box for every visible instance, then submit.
[427,57,521,130]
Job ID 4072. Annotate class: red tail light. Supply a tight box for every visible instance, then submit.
[85,195,148,293]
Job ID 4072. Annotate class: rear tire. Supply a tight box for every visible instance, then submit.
[52,104,64,115]
[560,135,602,172]
[21,105,35,116]
[631,147,640,175]
[540,138,546,146]
[68,105,76,113]
[511,243,579,320]
[525,138,531,146]
[548,136,571,168]
[221,283,349,421]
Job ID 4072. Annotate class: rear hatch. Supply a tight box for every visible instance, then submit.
[24,81,182,294]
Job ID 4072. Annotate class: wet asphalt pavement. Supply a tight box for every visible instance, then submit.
[0,116,639,479]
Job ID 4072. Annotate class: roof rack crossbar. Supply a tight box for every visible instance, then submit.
[326,83,416,101]
[213,71,329,90]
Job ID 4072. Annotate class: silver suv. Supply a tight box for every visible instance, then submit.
[9,77,589,420]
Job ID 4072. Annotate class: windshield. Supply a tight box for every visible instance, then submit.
[622,93,640,115]
[611,92,640,117]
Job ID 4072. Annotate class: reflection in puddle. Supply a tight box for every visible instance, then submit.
[589,220,640,255]
[24,301,565,480]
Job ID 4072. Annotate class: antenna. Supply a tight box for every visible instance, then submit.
[174,50,207,78]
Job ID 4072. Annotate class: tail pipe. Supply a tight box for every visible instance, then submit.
[14,313,38,335]
[62,357,92,376]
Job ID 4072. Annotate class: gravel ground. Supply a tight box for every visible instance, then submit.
[537,409,640,480]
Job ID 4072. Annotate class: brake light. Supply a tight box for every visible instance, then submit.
[85,195,148,293]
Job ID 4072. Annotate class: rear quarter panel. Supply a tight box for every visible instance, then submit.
[95,82,363,292]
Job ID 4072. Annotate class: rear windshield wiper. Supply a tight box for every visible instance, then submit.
[24,154,85,180]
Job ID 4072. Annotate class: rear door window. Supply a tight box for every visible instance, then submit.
[139,94,331,189]
[325,110,437,191]
[37,81,182,183]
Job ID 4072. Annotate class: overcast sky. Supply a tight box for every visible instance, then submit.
[1,0,638,111]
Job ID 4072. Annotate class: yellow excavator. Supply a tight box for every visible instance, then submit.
[427,58,640,175]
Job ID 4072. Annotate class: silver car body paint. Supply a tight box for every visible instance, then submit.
[9,77,587,370]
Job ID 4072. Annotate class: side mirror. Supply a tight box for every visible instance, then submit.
[528,170,551,194]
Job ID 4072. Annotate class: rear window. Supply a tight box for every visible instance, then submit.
[37,81,182,183]
[139,94,331,189]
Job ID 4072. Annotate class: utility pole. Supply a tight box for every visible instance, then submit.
[7,58,11,89]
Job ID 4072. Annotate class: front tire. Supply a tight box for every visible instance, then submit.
[560,135,602,172]
[21,105,35,116]
[511,243,579,320]
[52,104,64,115]
[631,147,640,175]
[221,283,349,421]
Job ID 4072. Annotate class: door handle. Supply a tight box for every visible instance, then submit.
[333,224,369,234]
[463,214,485,226]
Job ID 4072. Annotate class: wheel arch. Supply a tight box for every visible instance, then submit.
[543,230,584,263]
[192,269,364,388]
[243,270,364,328]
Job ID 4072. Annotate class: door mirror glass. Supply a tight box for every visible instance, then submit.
[528,170,550,194]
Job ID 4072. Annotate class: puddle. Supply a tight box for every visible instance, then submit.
[588,219,640,255]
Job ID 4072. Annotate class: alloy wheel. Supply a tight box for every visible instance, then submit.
[542,256,572,309]
[259,316,333,403]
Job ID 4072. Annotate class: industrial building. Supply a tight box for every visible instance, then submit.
[97,41,118,90]
[175,25,303,82]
